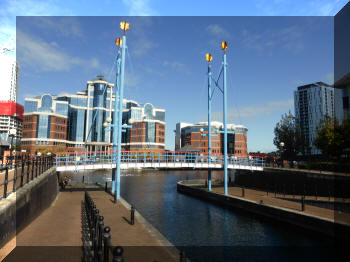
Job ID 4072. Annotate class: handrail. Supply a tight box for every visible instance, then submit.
[0,155,54,200]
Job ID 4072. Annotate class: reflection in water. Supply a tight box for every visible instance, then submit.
[69,169,334,261]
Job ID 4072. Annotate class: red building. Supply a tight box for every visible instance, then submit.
[0,100,23,146]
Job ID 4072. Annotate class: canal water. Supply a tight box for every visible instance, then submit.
[70,169,337,262]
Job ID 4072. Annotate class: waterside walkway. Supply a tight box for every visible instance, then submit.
[2,188,178,262]
[178,180,350,241]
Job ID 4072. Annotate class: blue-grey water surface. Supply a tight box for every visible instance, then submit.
[71,169,337,261]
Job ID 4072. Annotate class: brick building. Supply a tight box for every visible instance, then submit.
[21,75,166,154]
[21,94,68,154]
[175,121,248,157]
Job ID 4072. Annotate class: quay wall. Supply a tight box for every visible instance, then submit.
[177,181,350,242]
[0,167,58,247]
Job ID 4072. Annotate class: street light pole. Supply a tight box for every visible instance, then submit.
[9,128,16,167]
[206,53,213,191]
[222,41,228,195]
[111,39,122,195]
[115,21,129,202]
[280,142,285,168]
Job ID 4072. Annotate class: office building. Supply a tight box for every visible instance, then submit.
[21,75,165,153]
[294,82,334,155]
[175,121,248,157]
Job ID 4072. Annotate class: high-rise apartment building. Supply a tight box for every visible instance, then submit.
[21,75,166,154]
[0,54,19,102]
[294,82,334,155]
[175,121,248,157]
[0,52,23,146]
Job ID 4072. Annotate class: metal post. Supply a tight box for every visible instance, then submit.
[112,48,122,195]
[13,159,17,192]
[113,246,124,262]
[3,167,8,198]
[130,205,135,225]
[31,159,34,180]
[115,33,127,202]
[223,50,228,195]
[20,158,24,187]
[301,195,305,211]
[207,60,212,192]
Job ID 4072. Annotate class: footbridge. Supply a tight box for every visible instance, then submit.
[56,151,264,172]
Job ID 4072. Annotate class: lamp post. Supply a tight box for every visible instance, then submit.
[9,128,16,167]
[222,41,229,195]
[115,21,129,202]
[206,53,213,191]
[279,142,284,168]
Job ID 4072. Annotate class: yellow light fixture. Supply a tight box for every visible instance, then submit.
[115,37,122,47]
[221,41,228,52]
[205,53,212,62]
[120,21,130,32]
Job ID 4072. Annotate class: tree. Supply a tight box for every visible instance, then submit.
[273,112,303,160]
[314,118,350,159]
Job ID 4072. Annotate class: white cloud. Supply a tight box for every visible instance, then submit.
[325,72,334,84]
[122,0,156,15]
[210,99,294,122]
[163,61,184,70]
[17,30,100,72]
[241,25,304,54]
[0,0,73,55]
[25,17,83,38]
[254,0,346,15]
[206,24,230,39]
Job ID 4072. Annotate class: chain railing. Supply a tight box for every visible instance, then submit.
[83,192,124,262]
[0,155,54,200]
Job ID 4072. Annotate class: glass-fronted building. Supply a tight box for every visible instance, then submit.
[294,82,334,155]
[21,75,166,153]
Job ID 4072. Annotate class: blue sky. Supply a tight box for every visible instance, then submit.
[1,0,348,152]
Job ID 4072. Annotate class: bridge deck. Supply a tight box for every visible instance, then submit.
[57,162,264,172]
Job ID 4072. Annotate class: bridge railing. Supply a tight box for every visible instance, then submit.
[56,151,264,168]
[0,155,54,200]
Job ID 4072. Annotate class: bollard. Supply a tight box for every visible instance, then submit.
[131,205,135,225]
[97,216,104,260]
[103,227,111,262]
[180,250,186,262]
[301,195,305,211]
[105,181,108,192]
[113,246,124,262]
[82,175,85,183]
